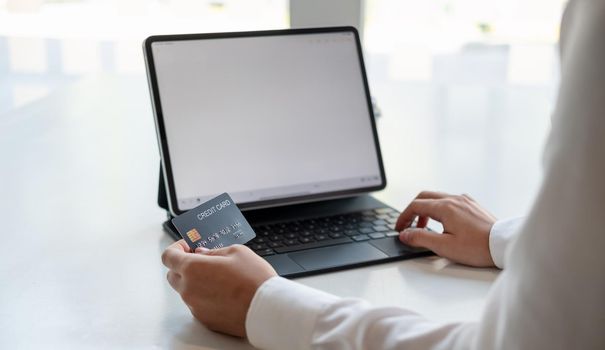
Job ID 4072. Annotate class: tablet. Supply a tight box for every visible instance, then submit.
[143,27,385,216]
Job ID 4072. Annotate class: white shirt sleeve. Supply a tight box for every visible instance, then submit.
[246,1,605,349]
[246,276,478,350]
[488,217,524,269]
[246,276,339,350]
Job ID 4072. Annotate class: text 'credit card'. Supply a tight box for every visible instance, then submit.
[172,193,256,250]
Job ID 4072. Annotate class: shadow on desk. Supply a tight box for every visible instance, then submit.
[393,256,500,305]
[401,256,499,282]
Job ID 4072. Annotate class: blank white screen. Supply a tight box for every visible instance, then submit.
[151,31,382,210]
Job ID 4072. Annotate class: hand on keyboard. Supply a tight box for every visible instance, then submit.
[395,191,497,267]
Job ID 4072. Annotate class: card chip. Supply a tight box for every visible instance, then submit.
[186,228,202,242]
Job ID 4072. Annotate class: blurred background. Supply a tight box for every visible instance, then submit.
[0,0,567,217]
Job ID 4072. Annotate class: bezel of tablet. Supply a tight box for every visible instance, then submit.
[143,26,387,217]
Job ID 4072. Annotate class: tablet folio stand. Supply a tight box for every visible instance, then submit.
[158,166,172,219]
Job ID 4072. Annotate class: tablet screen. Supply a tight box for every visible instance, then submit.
[149,30,384,211]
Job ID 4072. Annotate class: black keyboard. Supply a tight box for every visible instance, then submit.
[245,207,401,256]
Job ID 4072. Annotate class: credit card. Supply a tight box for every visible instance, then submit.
[171,193,256,250]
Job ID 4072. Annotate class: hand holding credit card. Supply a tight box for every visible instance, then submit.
[172,193,256,250]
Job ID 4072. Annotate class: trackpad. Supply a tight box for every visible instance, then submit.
[288,243,388,271]
[264,254,305,276]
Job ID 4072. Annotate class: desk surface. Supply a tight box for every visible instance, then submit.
[0,74,551,349]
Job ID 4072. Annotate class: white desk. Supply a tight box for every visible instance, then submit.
[0,73,551,349]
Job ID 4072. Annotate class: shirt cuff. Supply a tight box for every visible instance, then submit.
[489,217,524,269]
[245,276,339,350]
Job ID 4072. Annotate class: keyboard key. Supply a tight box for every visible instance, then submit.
[385,231,399,237]
[344,229,359,236]
[268,241,283,248]
[274,237,352,253]
[375,208,396,214]
[377,214,390,220]
[359,222,373,228]
[351,234,370,241]
[373,225,389,232]
[299,236,314,244]
[285,233,297,239]
[387,217,397,224]
[388,212,400,218]
[269,235,282,241]
[300,230,313,237]
[369,232,386,239]
[315,234,328,241]
[329,232,344,239]
[254,237,266,243]
[372,219,388,226]
[251,243,268,250]
[284,239,298,246]
[359,227,374,234]
[255,248,275,256]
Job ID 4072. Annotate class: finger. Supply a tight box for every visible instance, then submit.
[412,191,451,229]
[399,228,446,252]
[194,247,210,254]
[175,239,193,253]
[165,240,191,253]
[206,244,248,256]
[461,193,475,202]
[162,242,188,270]
[166,271,182,291]
[417,216,429,228]
[416,191,450,200]
[194,244,251,257]
[194,245,232,257]
[395,199,442,231]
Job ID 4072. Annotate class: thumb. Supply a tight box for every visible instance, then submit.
[399,228,444,252]
[194,245,232,256]
[194,246,211,254]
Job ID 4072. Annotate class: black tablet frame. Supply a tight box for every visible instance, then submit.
[144,26,387,216]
